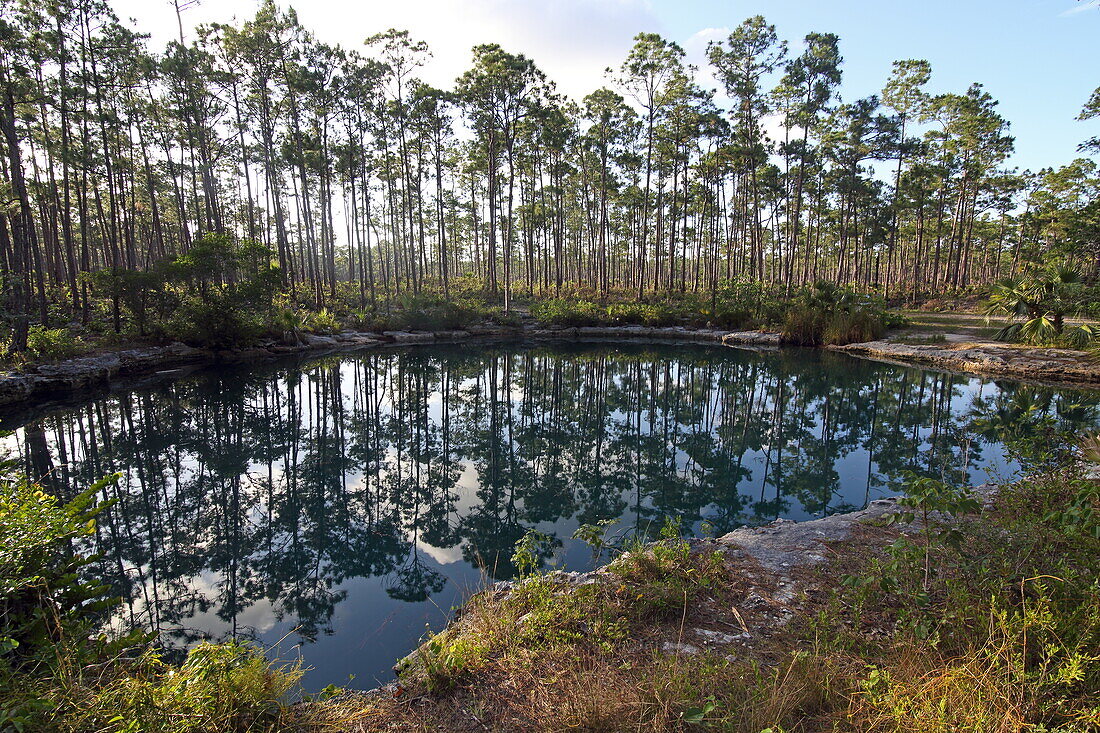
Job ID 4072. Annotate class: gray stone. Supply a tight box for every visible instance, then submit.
[693,628,745,645]
[661,641,701,656]
[432,330,471,340]
[716,496,908,575]
[302,334,338,347]
[722,331,781,346]
[383,331,438,343]
[836,340,1100,386]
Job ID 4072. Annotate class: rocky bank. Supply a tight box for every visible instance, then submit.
[2,323,1097,414]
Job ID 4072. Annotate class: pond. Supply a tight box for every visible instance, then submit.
[3,341,1097,691]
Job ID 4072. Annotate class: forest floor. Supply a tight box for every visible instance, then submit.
[308,468,1100,732]
[893,311,1002,343]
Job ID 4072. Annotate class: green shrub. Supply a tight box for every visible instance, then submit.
[69,642,302,733]
[388,293,480,331]
[0,475,121,669]
[606,302,650,325]
[163,297,263,349]
[780,282,892,346]
[25,326,83,361]
[480,306,522,328]
[306,308,341,335]
[711,305,754,329]
[603,302,674,326]
[531,299,605,327]
[0,473,310,733]
[270,308,308,344]
[880,310,910,330]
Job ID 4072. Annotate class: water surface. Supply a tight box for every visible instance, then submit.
[5,341,1096,690]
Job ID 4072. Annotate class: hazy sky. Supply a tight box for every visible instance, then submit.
[109,0,1098,173]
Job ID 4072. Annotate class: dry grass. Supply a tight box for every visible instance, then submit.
[339,541,856,732]
[316,469,1100,733]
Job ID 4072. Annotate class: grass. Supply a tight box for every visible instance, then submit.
[375,543,836,732]
[335,460,1100,732]
[780,306,888,346]
[888,333,948,345]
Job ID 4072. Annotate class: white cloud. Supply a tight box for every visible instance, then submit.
[110,0,663,101]
[1060,0,1100,15]
[685,26,727,100]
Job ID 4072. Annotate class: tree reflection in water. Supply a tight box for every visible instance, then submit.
[7,342,1096,688]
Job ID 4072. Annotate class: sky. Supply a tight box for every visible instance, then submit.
[109,0,1099,173]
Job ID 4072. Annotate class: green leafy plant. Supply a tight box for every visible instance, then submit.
[891,472,981,589]
[572,518,619,563]
[511,528,553,578]
[307,307,341,334]
[0,474,122,667]
[530,298,605,327]
[24,326,82,361]
[680,695,717,724]
[985,261,1094,346]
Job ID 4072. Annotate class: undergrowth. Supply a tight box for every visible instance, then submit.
[351,454,1100,732]
[0,472,338,732]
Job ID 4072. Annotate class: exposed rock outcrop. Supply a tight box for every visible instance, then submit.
[835,340,1100,386]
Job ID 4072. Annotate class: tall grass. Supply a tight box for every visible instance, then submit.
[781,306,886,346]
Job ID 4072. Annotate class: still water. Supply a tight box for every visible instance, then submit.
[4,341,1097,690]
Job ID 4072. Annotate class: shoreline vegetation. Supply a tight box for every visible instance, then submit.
[2,447,1098,731]
[2,301,1099,417]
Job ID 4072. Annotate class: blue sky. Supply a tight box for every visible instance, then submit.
[112,0,1098,172]
[660,0,1097,172]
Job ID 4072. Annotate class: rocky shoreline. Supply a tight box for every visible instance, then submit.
[1,323,1097,413]
[419,493,918,668]
[0,325,777,411]
[342,484,997,723]
[833,339,1100,386]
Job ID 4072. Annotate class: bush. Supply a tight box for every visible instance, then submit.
[0,476,119,669]
[780,282,894,346]
[163,297,263,349]
[880,310,910,330]
[389,293,480,331]
[711,305,754,329]
[306,308,341,335]
[480,305,522,328]
[61,642,303,733]
[604,302,683,327]
[531,299,605,327]
[25,326,83,361]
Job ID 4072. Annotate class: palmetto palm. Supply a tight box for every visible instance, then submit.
[985,262,1091,345]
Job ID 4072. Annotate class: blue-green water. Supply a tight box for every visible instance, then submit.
[5,341,1097,691]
